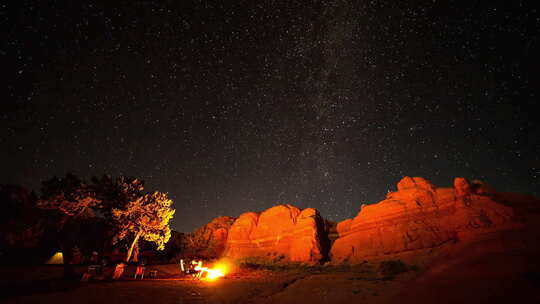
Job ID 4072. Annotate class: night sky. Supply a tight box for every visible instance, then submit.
[2,1,539,232]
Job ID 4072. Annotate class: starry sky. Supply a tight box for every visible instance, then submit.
[2,1,539,232]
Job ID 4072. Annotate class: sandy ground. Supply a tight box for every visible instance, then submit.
[0,263,410,304]
[2,239,539,304]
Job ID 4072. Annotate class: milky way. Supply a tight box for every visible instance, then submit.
[2,1,538,231]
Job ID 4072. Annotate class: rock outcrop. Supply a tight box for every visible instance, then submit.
[330,177,522,262]
[183,216,236,258]
[224,204,326,263]
[179,176,537,265]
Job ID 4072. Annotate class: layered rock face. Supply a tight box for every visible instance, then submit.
[187,176,535,264]
[330,177,521,262]
[224,204,326,263]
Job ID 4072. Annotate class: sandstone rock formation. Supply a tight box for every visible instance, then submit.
[182,176,537,265]
[330,177,523,262]
[183,216,236,258]
[224,204,326,263]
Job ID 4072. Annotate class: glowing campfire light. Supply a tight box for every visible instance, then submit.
[193,261,228,281]
[204,267,225,280]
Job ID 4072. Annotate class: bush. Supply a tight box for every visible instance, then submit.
[378,260,415,279]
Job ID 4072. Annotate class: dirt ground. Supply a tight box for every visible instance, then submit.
[0,263,411,304]
[2,240,540,304]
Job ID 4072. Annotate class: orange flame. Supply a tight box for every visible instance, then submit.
[194,260,228,281]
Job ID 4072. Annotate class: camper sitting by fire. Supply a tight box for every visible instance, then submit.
[180,258,226,280]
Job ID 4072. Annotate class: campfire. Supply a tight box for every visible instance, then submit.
[181,259,229,281]
[194,261,226,280]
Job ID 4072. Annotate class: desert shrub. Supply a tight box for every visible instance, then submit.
[378,260,415,279]
[237,257,326,272]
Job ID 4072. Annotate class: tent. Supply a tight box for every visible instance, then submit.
[46,252,64,264]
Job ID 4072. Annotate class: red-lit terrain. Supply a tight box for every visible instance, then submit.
[2,177,539,303]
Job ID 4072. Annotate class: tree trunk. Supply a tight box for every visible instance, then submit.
[125,231,142,263]
[59,218,77,279]
[132,242,139,263]
[62,243,75,279]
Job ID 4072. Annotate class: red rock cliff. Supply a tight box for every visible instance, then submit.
[330,177,522,262]
[183,216,236,258]
[224,204,326,263]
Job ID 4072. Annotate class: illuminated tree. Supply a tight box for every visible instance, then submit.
[111,191,175,263]
[37,173,102,278]
[91,175,144,217]
[37,173,101,219]
[36,174,175,268]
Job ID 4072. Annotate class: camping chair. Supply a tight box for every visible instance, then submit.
[81,265,99,282]
[112,263,126,280]
[88,265,100,273]
[134,266,145,279]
